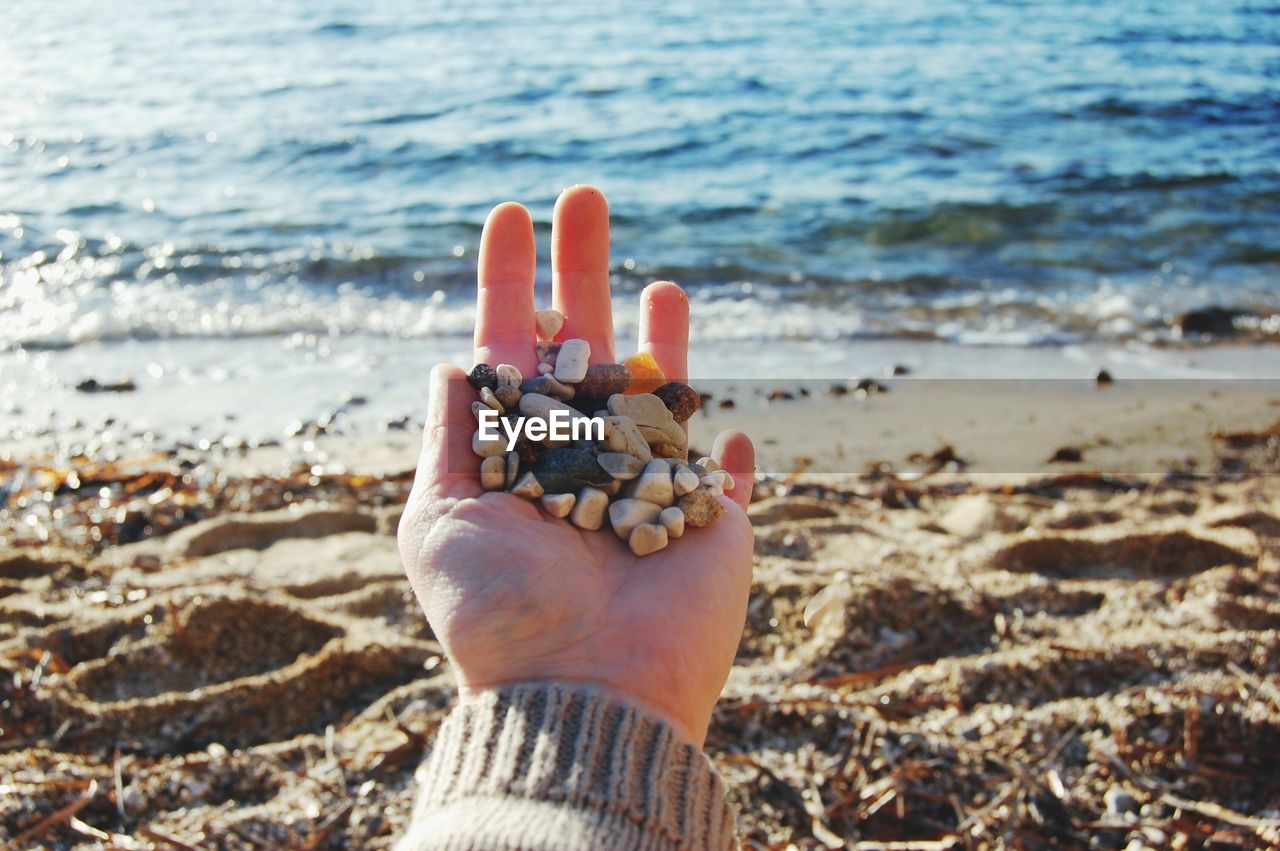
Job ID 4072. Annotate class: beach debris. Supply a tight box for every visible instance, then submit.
[1049,446,1084,463]
[1175,305,1250,338]
[1095,368,1114,386]
[535,308,565,341]
[468,342,725,553]
[75,377,138,393]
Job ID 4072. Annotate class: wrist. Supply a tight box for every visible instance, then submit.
[457,676,708,748]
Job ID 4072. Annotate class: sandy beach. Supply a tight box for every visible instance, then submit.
[2,365,1278,849]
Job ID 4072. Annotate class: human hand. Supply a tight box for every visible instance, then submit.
[397,185,755,747]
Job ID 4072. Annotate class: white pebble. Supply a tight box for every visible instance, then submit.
[554,339,591,383]
[472,431,506,458]
[535,309,565,341]
[537,362,555,375]
[659,506,684,539]
[631,459,675,507]
[541,492,575,518]
[629,523,669,556]
[672,464,700,496]
[511,472,544,499]
[569,487,609,531]
[479,386,505,415]
[480,456,505,490]
[608,498,663,540]
[696,456,721,473]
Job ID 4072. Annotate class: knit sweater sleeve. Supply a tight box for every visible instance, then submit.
[394,682,738,851]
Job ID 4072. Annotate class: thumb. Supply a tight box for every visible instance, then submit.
[413,363,481,496]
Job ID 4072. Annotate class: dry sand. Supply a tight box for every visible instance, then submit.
[2,380,1279,849]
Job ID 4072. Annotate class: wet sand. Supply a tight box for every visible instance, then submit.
[2,380,1279,848]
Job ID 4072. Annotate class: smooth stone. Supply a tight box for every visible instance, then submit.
[480,455,505,491]
[597,452,646,480]
[471,400,492,421]
[673,465,699,496]
[532,447,612,493]
[689,462,707,476]
[494,385,522,410]
[696,456,721,473]
[606,393,673,428]
[472,431,506,458]
[535,309,565,341]
[702,470,733,491]
[598,478,622,496]
[467,363,498,391]
[520,376,575,401]
[479,386,505,414]
[535,341,561,365]
[601,416,653,463]
[554,339,591,383]
[638,423,687,450]
[537,362,555,375]
[679,489,724,527]
[541,492,575,518]
[653,381,701,423]
[504,452,520,488]
[519,393,589,422]
[629,523,669,556]
[631,459,675,507]
[569,487,609,530]
[659,506,685,539]
[609,498,663,540]
[511,472,544,499]
[576,363,632,399]
[495,363,522,390]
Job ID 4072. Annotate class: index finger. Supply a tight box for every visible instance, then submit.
[551,185,615,362]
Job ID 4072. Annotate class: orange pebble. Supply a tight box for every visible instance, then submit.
[622,352,666,394]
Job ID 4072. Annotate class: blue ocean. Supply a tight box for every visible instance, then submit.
[2,0,1278,350]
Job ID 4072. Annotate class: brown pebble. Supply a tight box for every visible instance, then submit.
[678,488,724,527]
[629,523,669,556]
[653,382,701,423]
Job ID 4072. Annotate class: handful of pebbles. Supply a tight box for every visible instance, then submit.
[468,309,728,556]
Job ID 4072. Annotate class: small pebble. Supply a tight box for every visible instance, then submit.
[629,523,669,556]
[601,416,653,463]
[631,459,675,507]
[554,339,591,383]
[541,492,575,518]
[659,506,684,538]
[1096,368,1114,386]
[597,452,646,480]
[468,363,498,391]
[623,352,665,394]
[535,309,565,341]
[570,487,609,530]
[479,386,505,414]
[532,447,612,493]
[702,470,733,491]
[673,464,699,496]
[511,472,545,498]
[607,393,671,428]
[471,400,490,421]
[653,382,701,423]
[537,362,555,375]
[494,385,522,410]
[472,431,506,458]
[518,393,589,423]
[576,363,632,399]
[609,498,663,540]
[679,489,724,527]
[495,363,522,389]
[696,456,721,473]
[480,456,505,490]
[535,341,561,365]
[520,376,575,401]
[504,452,520,488]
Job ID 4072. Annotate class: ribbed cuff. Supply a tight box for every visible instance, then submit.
[397,683,737,851]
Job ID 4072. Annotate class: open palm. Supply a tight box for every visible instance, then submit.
[398,186,755,746]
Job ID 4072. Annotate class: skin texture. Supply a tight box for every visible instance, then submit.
[398,186,755,747]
